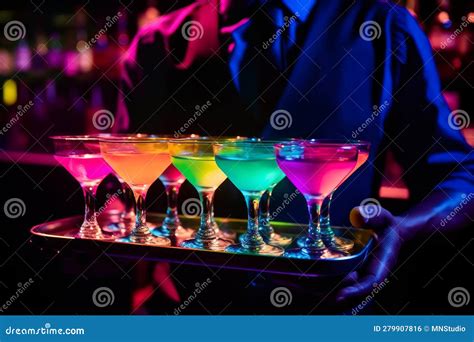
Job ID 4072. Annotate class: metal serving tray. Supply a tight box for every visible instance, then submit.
[30,213,374,277]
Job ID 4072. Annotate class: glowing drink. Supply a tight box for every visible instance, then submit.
[100,136,171,245]
[171,155,227,190]
[55,154,113,187]
[275,141,358,259]
[51,136,114,240]
[169,138,241,251]
[215,142,284,256]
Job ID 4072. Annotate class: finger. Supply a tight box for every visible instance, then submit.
[336,274,377,302]
[339,270,359,287]
[350,205,395,230]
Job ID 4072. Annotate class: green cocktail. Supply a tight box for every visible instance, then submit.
[171,155,227,190]
[214,154,284,192]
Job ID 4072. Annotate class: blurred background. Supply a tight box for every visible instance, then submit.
[0,0,472,315]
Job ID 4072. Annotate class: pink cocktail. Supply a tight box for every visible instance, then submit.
[296,140,371,251]
[153,165,194,238]
[51,136,114,240]
[159,165,186,185]
[55,154,113,187]
[275,142,358,259]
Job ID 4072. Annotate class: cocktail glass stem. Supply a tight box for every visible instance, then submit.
[77,184,104,239]
[320,192,335,244]
[161,183,182,234]
[130,187,152,242]
[195,190,218,241]
[116,181,135,232]
[240,191,265,249]
[259,189,274,238]
[303,196,326,254]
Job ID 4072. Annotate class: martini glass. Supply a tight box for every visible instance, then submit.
[151,164,195,238]
[152,134,199,239]
[99,136,171,245]
[296,140,370,251]
[275,141,358,259]
[214,141,284,256]
[169,137,240,250]
[51,135,114,240]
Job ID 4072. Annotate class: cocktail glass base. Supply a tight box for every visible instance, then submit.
[180,238,232,251]
[284,247,325,260]
[256,232,293,247]
[75,222,116,241]
[325,236,355,251]
[118,233,171,246]
[225,243,284,256]
[296,235,354,251]
[102,222,132,237]
[151,226,195,238]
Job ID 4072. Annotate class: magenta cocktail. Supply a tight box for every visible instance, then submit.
[319,141,370,250]
[52,136,114,240]
[275,141,358,259]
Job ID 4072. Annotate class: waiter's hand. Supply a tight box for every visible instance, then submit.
[336,205,402,302]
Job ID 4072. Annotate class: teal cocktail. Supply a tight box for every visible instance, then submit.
[214,141,284,256]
